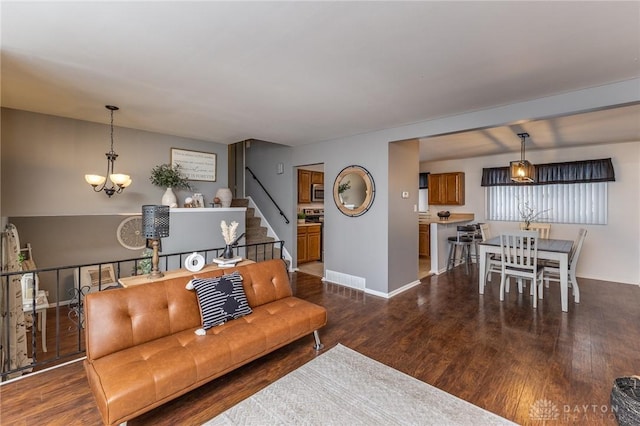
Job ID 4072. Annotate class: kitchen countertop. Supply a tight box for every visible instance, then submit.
[297,222,323,227]
[419,213,474,225]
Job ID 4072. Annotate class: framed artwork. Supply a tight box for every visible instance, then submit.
[171,148,217,181]
[74,264,117,290]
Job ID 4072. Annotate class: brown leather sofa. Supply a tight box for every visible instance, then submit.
[83,259,327,425]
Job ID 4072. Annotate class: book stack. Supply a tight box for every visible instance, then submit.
[212,256,242,268]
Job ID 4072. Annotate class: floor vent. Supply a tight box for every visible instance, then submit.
[324,270,366,290]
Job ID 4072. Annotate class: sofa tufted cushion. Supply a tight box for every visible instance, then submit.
[189,271,252,331]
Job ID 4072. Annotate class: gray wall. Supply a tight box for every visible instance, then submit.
[1,108,231,295]
[2,108,229,216]
[162,208,246,270]
[293,135,390,293]
[244,139,294,254]
[388,139,420,292]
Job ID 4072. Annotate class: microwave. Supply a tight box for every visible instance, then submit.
[312,184,324,202]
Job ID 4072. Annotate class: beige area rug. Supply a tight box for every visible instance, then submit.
[205,344,516,425]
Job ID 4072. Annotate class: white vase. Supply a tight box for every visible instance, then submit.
[215,188,233,208]
[161,187,178,207]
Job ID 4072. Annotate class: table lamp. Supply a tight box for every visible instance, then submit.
[142,205,170,278]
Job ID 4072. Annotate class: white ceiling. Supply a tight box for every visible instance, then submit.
[2,1,639,161]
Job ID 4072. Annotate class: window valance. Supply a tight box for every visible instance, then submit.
[481,158,615,187]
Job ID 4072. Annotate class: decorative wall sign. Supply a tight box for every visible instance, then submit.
[171,148,217,181]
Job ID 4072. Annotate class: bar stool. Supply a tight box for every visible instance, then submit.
[447,225,476,273]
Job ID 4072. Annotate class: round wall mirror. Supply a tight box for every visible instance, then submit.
[333,165,375,217]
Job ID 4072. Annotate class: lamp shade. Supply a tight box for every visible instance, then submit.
[110,173,131,186]
[85,174,107,186]
[510,160,535,183]
[142,205,170,238]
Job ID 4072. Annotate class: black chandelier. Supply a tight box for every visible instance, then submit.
[85,105,132,197]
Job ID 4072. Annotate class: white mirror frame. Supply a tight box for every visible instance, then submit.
[333,165,375,217]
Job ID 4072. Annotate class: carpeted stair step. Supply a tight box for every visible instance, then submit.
[247,216,262,229]
[231,198,249,208]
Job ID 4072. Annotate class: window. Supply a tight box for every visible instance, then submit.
[482,158,614,225]
[486,182,608,224]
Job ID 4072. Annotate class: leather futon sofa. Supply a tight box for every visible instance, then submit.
[83,259,327,425]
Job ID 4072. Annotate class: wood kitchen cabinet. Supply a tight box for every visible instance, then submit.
[311,171,324,185]
[428,172,465,205]
[298,170,324,203]
[297,226,308,263]
[297,224,321,263]
[307,225,321,261]
[298,170,312,203]
[419,224,430,257]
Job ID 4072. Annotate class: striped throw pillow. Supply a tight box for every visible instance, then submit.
[189,271,252,332]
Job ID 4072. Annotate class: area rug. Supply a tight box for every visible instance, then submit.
[205,344,516,425]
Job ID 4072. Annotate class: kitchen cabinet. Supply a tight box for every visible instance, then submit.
[297,227,308,262]
[419,224,430,257]
[311,171,324,185]
[307,225,321,261]
[298,170,312,203]
[297,224,321,263]
[298,170,324,203]
[428,172,465,205]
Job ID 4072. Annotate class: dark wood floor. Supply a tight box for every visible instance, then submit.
[1,267,638,425]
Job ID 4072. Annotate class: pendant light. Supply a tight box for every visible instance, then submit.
[510,132,535,183]
[85,105,132,197]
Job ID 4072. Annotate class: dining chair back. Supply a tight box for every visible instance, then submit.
[543,228,587,303]
[499,230,543,308]
[519,222,551,239]
[479,223,501,283]
[479,223,492,241]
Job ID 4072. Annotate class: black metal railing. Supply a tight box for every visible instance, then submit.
[246,166,290,224]
[0,240,284,381]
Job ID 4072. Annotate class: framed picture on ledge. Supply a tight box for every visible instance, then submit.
[171,148,217,182]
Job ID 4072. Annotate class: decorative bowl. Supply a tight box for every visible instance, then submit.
[437,211,451,220]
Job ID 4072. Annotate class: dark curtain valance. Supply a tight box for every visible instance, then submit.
[481,158,615,187]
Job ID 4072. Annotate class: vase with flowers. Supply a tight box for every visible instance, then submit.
[221,220,244,259]
[150,164,192,207]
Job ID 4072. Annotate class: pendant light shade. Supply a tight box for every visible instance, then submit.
[510,133,535,183]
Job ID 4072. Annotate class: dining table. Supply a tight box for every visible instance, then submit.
[478,236,574,312]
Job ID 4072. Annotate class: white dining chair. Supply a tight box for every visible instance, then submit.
[541,228,587,303]
[499,231,544,308]
[519,222,551,239]
[479,223,502,283]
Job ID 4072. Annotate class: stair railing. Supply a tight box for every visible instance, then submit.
[245,166,290,224]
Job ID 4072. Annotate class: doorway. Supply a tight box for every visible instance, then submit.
[296,163,325,277]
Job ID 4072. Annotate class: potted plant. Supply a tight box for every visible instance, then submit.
[150,163,192,206]
[297,211,306,224]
